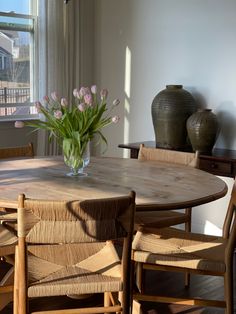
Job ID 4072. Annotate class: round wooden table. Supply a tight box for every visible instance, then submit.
[0,156,227,209]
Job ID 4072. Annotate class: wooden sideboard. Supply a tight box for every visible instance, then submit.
[118,141,236,178]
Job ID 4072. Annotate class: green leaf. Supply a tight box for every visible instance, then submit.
[26,89,119,151]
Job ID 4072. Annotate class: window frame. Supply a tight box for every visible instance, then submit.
[0,8,39,122]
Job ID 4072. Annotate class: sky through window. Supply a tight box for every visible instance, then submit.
[0,0,30,15]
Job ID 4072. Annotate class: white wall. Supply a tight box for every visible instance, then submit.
[0,122,37,150]
[95,0,236,155]
[94,0,236,233]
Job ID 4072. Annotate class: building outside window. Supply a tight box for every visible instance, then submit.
[0,0,38,121]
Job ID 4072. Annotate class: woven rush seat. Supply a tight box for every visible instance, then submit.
[132,227,226,273]
[27,242,123,298]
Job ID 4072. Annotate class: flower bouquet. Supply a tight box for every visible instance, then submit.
[20,86,120,176]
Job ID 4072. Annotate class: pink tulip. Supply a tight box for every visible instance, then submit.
[91,85,97,94]
[35,101,43,112]
[79,87,90,98]
[100,88,108,100]
[14,121,25,128]
[54,110,62,119]
[112,115,120,124]
[78,103,86,112]
[61,98,68,107]
[51,91,59,102]
[84,93,93,105]
[43,95,50,104]
[73,88,79,98]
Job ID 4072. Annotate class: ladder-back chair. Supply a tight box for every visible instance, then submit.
[135,144,199,288]
[135,144,199,232]
[14,192,136,314]
[0,143,34,159]
[132,179,235,313]
[0,143,34,310]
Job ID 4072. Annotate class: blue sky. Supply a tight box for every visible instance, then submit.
[0,0,30,14]
[0,0,31,45]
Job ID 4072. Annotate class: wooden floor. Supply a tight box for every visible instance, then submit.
[1,264,235,313]
[140,270,228,314]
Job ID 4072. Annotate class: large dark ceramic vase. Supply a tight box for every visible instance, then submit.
[186,109,219,153]
[151,85,197,150]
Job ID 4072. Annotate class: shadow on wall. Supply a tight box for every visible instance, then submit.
[190,89,208,109]
[182,90,236,150]
[215,101,236,149]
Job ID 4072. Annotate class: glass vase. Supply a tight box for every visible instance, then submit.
[63,141,90,177]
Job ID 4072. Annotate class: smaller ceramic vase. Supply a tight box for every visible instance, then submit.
[186,109,219,153]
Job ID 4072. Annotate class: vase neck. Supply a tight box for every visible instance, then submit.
[197,109,212,112]
[166,85,183,90]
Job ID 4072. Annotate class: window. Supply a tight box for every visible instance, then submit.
[0,0,38,121]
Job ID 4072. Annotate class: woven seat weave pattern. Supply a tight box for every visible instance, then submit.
[27,241,123,297]
[138,145,197,167]
[132,227,226,273]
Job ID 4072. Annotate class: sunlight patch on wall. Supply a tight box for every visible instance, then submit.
[124,46,131,98]
[123,46,132,158]
[204,220,222,236]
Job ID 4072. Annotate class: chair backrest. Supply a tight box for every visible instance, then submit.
[223,180,236,245]
[17,192,135,301]
[17,192,136,244]
[138,144,199,168]
[0,142,34,159]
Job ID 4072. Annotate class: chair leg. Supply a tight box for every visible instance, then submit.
[185,208,192,233]
[184,208,192,288]
[104,291,112,306]
[224,268,233,314]
[13,247,19,314]
[136,262,144,293]
[104,291,112,314]
[18,238,27,314]
[184,273,190,288]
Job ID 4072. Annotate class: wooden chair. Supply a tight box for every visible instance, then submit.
[0,203,18,311]
[0,142,34,159]
[135,144,199,232]
[14,191,136,314]
[0,143,34,309]
[135,144,199,288]
[132,179,236,314]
